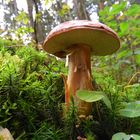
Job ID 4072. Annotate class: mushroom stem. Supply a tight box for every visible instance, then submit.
[66,44,94,116]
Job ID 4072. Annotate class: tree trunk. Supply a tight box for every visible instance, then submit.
[26,0,45,44]
[98,1,105,10]
[73,0,90,20]
[131,0,140,4]
[5,0,18,29]
[26,0,35,40]
[33,0,46,43]
[13,0,18,15]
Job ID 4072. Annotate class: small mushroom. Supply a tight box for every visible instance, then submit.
[43,20,120,116]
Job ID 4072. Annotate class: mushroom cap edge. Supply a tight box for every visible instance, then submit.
[43,20,121,58]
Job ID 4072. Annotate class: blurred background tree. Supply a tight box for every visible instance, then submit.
[0,0,139,68]
[0,0,140,139]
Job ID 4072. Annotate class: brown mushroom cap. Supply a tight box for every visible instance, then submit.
[43,20,120,58]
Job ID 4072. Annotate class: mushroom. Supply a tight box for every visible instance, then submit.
[43,20,120,116]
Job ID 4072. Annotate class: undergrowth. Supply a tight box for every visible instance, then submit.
[0,39,140,140]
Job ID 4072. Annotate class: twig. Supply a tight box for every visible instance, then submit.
[124,71,140,90]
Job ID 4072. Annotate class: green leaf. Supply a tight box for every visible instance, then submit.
[110,2,126,15]
[126,83,140,89]
[45,0,54,5]
[58,4,70,17]
[126,4,140,16]
[134,49,140,55]
[117,50,132,59]
[112,132,131,140]
[76,90,112,109]
[76,90,104,102]
[133,30,140,38]
[131,134,140,140]
[119,22,129,36]
[102,93,112,110]
[0,117,12,125]
[119,101,140,118]
[112,132,140,140]
[107,21,117,29]
[99,6,110,17]
[135,55,140,65]
[15,11,29,25]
